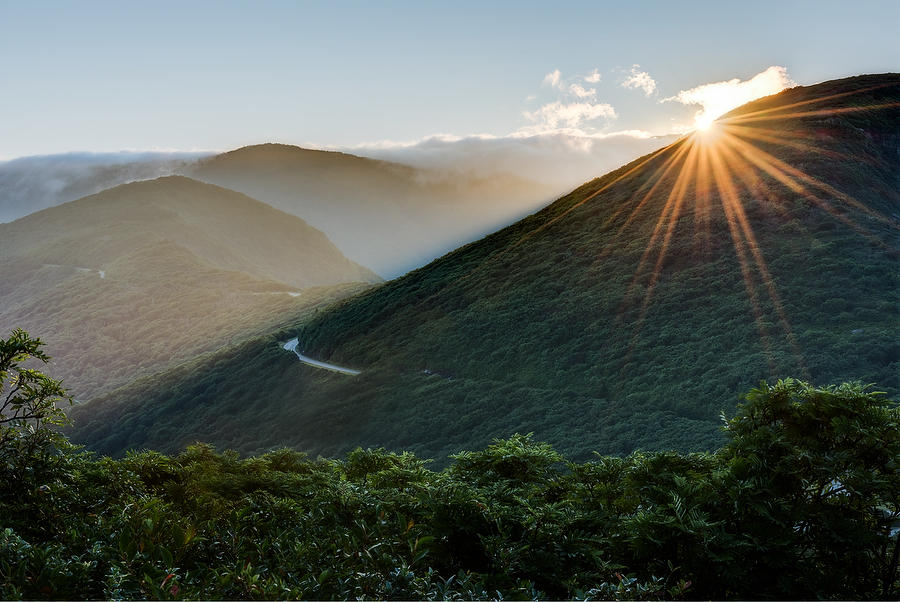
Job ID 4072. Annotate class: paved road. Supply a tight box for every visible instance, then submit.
[282,337,361,376]
[44,264,105,278]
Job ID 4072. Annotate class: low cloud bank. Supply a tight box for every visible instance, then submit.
[0,151,213,222]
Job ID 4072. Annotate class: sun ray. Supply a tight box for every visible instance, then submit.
[504,144,675,254]
[719,81,900,123]
[707,142,778,373]
[710,138,793,220]
[638,142,699,314]
[722,123,855,163]
[692,135,715,259]
[615,140,696,312]
[714,137,807,373]
[719,132,899,244]
[724,102,900,127]
[618,142,700,369]
[594,137,697,270]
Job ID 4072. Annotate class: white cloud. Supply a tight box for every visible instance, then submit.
[523,100,616,131]
[542,69,562,89]
[568,83,596,98]
[584,69,601,84]
[0,151,214,222]
[621,64,657,97]
[663,65,795,129]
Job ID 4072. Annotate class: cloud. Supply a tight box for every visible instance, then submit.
[542,69,601,98]
[345,130,674,192]
[621,64,657,96]
[542,69,562,89]
[0,151,213,222]
[663,65,795,129]
[568,83,596,98]
[523,100,616,131]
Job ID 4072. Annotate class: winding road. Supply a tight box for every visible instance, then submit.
[43,264,105,279]
[282,337,361,376]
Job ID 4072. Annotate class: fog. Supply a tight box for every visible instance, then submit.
[0,133,676,227]
[0,135,677,278]
[0,151,212,223]
[347,131,677,194]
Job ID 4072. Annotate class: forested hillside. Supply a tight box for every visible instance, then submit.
[0,176,377,398]
[70,75,899,463]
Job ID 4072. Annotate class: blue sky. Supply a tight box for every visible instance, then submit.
[1,0,898,160]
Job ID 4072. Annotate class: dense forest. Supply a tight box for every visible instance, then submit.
[4,329,900,599]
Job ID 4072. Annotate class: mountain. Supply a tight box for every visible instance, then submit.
[187,144,558,276]
[0,176,378,398]
[69,74,900,462]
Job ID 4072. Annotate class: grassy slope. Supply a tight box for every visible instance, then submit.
[1,176,377,398]
[70,75,900,463]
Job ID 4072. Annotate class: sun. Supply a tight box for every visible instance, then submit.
[694,113,716,131]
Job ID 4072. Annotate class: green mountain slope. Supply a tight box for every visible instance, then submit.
[1,176,377,398]
[70,75,900,462]
[188,144,557,276]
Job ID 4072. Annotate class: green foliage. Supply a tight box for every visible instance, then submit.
[3,329,899,599]
[719,379,900,598]
[450,433,563,484]
[0,329,73,501]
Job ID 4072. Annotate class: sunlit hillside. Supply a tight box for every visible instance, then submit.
[0,176,377,398]
[69,74,899,462]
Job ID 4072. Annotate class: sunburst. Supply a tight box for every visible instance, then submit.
[393,83,898,384]
[614,89,899,376]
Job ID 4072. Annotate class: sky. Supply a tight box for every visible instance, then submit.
[1,0,898,162]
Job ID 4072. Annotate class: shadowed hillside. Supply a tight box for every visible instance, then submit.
[70,75,899,462]
[0,176,377,398]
